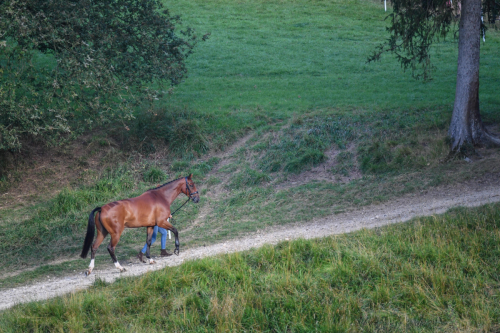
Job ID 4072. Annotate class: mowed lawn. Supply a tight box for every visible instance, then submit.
[163,0,499,117]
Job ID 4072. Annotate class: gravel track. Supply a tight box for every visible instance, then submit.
[1,183,499,311]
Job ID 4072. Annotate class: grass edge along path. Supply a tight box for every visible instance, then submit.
[1,201,499,331]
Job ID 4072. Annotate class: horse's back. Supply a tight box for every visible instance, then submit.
[100,191,169,229]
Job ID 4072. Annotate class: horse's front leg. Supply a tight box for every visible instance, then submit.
[145,226,156,264]
[159,220,179,256]
[172,226,179,256]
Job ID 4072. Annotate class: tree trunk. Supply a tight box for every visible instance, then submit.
[448,0,499,151]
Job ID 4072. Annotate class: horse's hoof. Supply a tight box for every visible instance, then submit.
[174,249,179,256]
[120,268,127,273]
[137,252,146,263]
[149,259,156,264]
[84,269,92,276]
[160,249,172,257]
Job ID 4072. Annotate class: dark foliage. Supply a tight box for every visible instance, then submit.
[368,0,456,79]
[368,0,498,79]
[0,0,205,151]
[483,0,500,23]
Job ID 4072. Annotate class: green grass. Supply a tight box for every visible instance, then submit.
[253,114,354,173]
[2,203,499,331]
[1,0,500,289]
[0,151,230,287]
[0,166,201,278]
[142,167,168,183]
[2,127,495,288]
[113,0,500,159]
[163,0,499,115]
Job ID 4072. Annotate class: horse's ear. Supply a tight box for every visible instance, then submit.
[188,173,193,180]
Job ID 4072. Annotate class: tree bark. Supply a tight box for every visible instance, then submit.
[448,0,500,151]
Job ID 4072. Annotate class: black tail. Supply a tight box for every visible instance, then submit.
[80,207,101,258]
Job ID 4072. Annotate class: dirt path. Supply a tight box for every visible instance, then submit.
[1,182,499,311]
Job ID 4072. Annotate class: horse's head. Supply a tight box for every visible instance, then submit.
[184,174,200,203]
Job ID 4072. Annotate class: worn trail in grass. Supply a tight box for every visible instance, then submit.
[1,180,499,311]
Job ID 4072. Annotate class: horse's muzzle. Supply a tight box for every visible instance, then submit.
[192,196,200,203]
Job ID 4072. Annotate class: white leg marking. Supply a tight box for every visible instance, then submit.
[85,260,95,276]
[149,258,156,264]
[115,261,126,272]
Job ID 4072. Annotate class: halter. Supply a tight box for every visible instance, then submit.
[185,177,198,198]
[170,177,198,220]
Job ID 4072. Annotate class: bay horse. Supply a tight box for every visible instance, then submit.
[80,174,200,276]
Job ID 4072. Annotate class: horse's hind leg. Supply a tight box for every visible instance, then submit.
[107,233,126,273]
[145,226,156,264]
[86,212,108,276]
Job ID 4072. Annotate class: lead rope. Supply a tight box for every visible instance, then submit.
[166,177,197,242]
[170,197,190,221]
[167,197,189,239]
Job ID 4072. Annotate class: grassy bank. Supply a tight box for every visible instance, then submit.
[0,164,211,284]
[1,0,500,288]
[1,203,499,331]
[1,107,500,288]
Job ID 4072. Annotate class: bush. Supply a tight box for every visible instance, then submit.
[0,0,200,152]
[119,107,211,157]
[143,168,167,183]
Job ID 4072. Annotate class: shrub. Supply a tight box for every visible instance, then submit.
[0,0,201,152]
[118,107,212,157]
[143,168,167,183]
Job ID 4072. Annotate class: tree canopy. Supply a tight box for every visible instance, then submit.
[0,0,204,151]
[369,0,498,79]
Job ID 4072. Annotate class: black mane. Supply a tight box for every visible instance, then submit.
[147,176,184,191]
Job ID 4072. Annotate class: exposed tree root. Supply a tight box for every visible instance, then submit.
[483,130,500,146]
[449,127,500,159]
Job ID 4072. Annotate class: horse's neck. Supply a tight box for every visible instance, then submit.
[158,180,183,204]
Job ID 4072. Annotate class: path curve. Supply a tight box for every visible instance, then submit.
[1,183,499,311]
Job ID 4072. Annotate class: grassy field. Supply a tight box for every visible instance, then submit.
[1,203,499,331]
[1,0,500,294]
[162,0,500,115]
[113,0,500,155]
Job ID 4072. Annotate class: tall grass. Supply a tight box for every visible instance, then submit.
[0,168,136,268]
[222,107,453,183]
[2,203,499,331]
[254,114,356,174]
